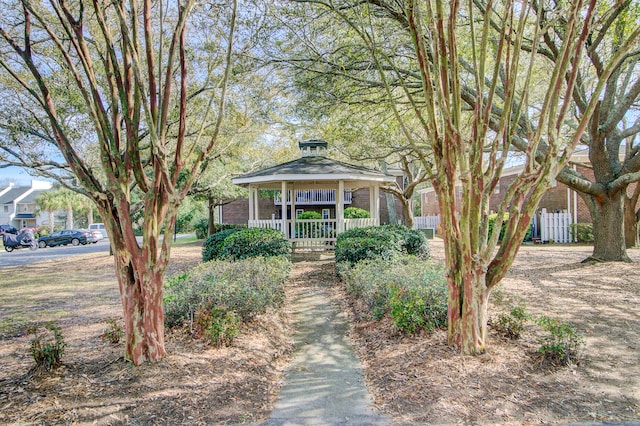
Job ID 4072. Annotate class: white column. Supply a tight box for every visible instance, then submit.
[337,180,345,234]
[248,184,254,222]
[291,185,296,239]
[281,181,288,239]
[253,186,260,220]
[373,184,380,225]
[369,184,375,219]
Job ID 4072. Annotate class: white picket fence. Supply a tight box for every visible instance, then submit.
[414,215,440,230]
[414,213,575,243]
[539,211,573,243]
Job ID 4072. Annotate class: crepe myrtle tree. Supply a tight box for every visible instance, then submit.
[0,0,237,365]
[399,0,637,353]
[277,0,640,261]
[305,0,638,354]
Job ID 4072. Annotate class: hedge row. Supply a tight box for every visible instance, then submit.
[164,256,291,345]
[335,224,429,265]
[202,227,291,262]
[339,256,447,333]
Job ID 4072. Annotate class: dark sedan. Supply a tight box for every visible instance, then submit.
[37,229,92,248]
[0,224,18,234]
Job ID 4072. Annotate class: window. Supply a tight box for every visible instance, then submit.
[3,206,7,213]
[494,183,500,194]
[295,209,304,218]
[322,209,330,219]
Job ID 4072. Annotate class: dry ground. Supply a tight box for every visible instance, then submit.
[344,240,640,425]
[0,240,639,425]
[0,244,294,425]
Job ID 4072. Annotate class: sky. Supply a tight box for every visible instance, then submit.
[0,165,41,186]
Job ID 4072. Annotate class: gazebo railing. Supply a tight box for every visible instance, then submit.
[248,219,283,231]
[344,218,377,230]
[274,189,352,205]
[293,219,337,241]
[248,218,378,248]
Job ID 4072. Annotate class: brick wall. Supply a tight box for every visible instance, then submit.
[420,167,594,224]
[221,197,279,224]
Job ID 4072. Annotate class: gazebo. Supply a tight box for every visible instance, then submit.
[231,140,397,248]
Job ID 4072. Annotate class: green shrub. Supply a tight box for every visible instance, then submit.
[344,207,370,218]
[213,223,247,233]
[220,228,291,260]
[163,273,195,327]
[202,228,243,262]
[570,223,593,242]
[194,305,241,347]
[27,322,66,370]
[339,256,447,332]
[335,224,429,264]
[295,211,324,238]
[384,224,430,258]
[492,305,531,339]
[194,217,209,240]
[488,213,533,242]
[536,316,585,366]
[297,211,322,220]
[388,287,427,333]
[335,236,398,265]
[164,256,290,328]
[101,317,124,344]
[336,225,396,244]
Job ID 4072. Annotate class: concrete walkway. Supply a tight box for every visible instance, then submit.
[262,256,389,426]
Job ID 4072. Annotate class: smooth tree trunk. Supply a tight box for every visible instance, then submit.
[385,192,398,224]
[66,207,73,229]
[208,196,216,236]
[401,196,414,228]
[99,196,176,365]
[624,196,639,249]
[48,211,54,233]
[586,190,631,262]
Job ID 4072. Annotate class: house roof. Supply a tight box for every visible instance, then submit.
[19,190,46,204]
[0,187,29,204]
[232,155,396,189]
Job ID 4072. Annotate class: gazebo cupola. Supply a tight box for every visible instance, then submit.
[299,139,328,157]
[232,139,396,248]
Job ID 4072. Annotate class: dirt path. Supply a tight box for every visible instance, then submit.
[263,254,389,425]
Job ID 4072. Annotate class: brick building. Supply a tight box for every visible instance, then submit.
[419,159,594,224]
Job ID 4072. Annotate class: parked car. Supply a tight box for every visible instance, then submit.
[88,230,103,242]
[0,224,18,234]
[88,223,108,238]
[37,229,92,248]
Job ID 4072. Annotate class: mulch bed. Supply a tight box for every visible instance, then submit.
[1,241,639,424]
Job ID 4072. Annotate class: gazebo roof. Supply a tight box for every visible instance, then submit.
[232,142,396,189]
